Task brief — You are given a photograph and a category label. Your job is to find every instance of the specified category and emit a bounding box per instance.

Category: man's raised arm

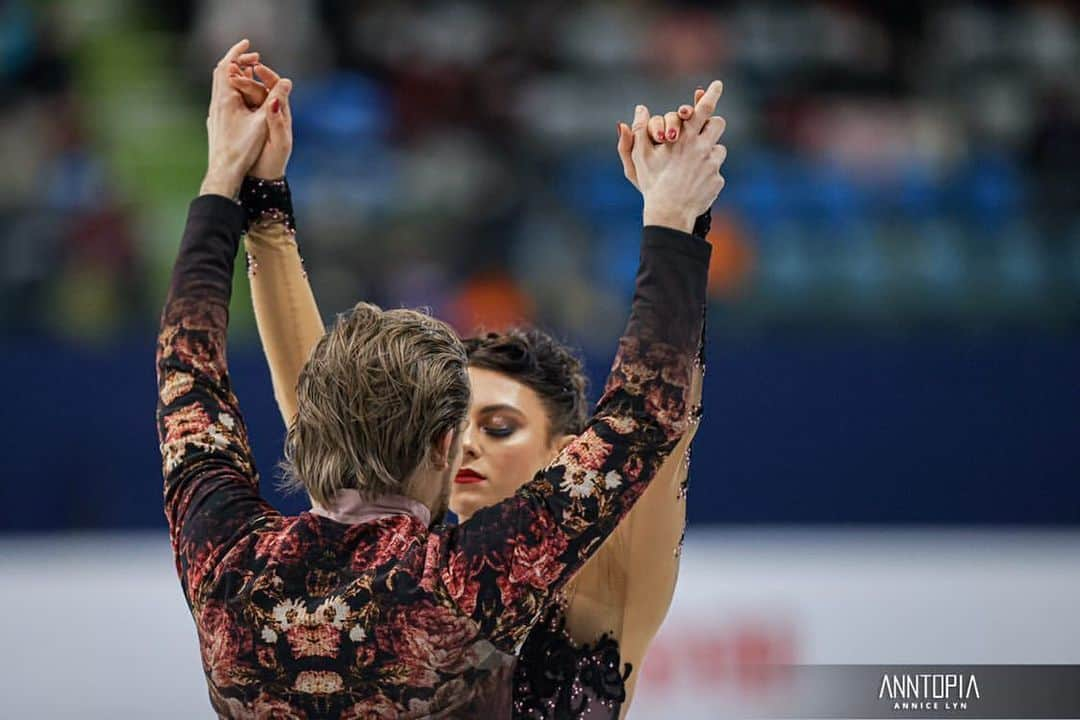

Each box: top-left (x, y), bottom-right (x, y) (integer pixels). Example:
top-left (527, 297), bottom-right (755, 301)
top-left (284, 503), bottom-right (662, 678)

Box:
top-left (156, 40), bottom-right (285, 604)
top-left (424, 82), bottom-right (727, 650)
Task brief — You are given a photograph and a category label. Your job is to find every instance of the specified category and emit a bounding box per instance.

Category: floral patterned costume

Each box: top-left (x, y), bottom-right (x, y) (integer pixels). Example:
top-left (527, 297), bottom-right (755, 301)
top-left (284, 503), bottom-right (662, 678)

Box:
top-left (157, 189), bottom-right (710, 718)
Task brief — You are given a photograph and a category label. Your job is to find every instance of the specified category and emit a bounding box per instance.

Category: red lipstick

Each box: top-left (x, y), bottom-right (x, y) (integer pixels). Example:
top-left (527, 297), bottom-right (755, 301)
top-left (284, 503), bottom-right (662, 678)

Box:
top-left (454, 468), bottom-right (486, 485)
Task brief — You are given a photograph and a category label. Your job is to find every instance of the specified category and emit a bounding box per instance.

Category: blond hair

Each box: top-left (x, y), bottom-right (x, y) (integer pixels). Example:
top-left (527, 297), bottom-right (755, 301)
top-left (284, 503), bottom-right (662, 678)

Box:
top-left (281, 302), bottom-right (469, 507)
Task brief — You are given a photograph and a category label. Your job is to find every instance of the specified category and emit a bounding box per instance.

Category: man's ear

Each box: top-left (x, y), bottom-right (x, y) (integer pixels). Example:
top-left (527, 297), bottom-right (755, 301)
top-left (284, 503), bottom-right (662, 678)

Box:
top-left (430, 427), bottom-right (456, 470)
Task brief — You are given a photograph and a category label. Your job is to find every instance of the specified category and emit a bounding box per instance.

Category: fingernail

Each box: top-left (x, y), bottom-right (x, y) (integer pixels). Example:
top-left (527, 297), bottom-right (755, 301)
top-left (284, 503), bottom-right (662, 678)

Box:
top-left (656, 132), bottom-right (665, 142)
top-left (271, 98), bottom-right (280, 113)
top-left (667, 128), bottom-right (677, 140)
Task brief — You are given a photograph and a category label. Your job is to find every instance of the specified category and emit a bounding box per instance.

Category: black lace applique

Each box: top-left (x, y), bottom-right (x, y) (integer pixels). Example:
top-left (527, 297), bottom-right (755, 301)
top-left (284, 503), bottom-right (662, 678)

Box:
top-left (512, 600), bottom-right (631, 719)
top-left (239, 176), bottom-right (295, 232)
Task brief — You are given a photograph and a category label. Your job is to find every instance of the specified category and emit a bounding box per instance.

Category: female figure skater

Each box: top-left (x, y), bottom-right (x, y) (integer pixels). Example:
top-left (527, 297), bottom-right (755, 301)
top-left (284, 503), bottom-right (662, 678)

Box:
top-left (230, 62), bottom-right (723, 718)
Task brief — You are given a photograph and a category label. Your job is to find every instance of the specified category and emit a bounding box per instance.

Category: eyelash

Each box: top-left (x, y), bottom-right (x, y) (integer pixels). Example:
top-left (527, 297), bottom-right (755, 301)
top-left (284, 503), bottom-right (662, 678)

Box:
top-left (484, 426), bottom-right (514, 438)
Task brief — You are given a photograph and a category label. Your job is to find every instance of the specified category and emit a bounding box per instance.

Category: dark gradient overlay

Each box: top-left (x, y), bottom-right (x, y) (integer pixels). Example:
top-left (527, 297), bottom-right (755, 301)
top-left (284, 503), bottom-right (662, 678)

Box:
top-left (732, 665), bottom-right (1080, 719)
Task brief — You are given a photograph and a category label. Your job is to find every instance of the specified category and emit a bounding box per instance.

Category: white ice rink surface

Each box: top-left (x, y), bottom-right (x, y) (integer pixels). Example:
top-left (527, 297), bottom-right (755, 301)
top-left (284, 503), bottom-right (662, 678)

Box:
top-left (1, 529), bottom-right (1078, 718)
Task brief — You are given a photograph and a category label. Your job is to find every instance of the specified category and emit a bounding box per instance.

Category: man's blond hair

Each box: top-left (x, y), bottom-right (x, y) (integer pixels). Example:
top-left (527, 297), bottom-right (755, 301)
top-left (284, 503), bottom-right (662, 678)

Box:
top-left (282, 302), bottom-right (469, 507)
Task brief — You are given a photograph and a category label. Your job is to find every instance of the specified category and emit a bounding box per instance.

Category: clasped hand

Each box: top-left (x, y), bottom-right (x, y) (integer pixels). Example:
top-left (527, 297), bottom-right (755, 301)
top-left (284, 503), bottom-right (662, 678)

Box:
top-left (618, 81), bottom-right (727, 233)
top-left (199, 39), bottom-right (294, 199)
top-left (200, 41), bottom-right (725, 234)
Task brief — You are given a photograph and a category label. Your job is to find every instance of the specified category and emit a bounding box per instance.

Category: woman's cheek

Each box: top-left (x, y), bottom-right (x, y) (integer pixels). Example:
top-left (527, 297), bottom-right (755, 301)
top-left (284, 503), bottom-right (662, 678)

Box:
top-left (506, 452), bottom-right (545, 496)
top-left (449, 485), bottom-right (490, 519)
top-left (487, 470), bottom-right (522, 504)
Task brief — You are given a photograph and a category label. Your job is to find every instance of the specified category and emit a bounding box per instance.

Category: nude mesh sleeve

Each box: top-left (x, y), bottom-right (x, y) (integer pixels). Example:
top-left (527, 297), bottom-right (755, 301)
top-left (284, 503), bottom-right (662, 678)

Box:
top-left (244, 221), bottom-right (325, 426)
top-left (561, 361), bottom-right (703, 717)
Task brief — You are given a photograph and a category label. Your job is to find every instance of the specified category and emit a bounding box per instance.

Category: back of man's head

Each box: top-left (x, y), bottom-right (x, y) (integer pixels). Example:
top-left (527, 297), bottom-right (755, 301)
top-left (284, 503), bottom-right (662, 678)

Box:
top-left (282, 302), bottom-right (470, 508)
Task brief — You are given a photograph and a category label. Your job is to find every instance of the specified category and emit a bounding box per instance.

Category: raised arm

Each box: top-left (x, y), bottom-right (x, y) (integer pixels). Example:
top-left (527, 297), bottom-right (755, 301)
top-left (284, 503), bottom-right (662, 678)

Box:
top-left (227, 61), bottom-right (325, 427)
top-left (562, 92), bottom-right (716, 710)
top-left (424, 84), bottom-right (727, 650)
top-left (242, 177), bottom-right (325, 425)
top-left (157, 40), bottom-right (281, 604)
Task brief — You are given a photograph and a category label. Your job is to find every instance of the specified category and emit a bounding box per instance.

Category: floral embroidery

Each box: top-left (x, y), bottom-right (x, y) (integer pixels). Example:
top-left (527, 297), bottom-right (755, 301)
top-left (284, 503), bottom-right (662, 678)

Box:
top-left (566, 432), bottom-right (613, 470)
top-left (561, 468), bottom-right (599, 498)
top-left (294, 669), bottom-right (345, 694)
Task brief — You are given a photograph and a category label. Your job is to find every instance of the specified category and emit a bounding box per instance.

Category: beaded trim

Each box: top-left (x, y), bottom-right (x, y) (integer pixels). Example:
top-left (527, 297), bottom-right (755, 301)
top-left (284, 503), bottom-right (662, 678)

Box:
top-left (239, 176), bottom-right (296, 233)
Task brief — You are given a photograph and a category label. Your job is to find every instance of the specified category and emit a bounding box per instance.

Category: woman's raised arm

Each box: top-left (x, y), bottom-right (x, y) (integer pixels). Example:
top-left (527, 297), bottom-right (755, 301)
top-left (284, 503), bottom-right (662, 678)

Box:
top-left (229, 63), bottom-right (326, 427)
top-left (243, 180), bottom-right (325, 426)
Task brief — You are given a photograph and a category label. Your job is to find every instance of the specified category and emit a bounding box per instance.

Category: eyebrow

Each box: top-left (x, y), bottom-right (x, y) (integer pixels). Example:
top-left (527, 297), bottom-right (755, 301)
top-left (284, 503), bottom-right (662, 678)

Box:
top-left (476, 403), bottom-right (525, 416)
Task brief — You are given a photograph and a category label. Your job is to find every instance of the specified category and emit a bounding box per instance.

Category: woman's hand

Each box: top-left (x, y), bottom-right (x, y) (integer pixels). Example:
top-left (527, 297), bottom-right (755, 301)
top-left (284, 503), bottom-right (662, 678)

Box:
top-left (227, 61), bottom-right (294, 180)
top-left (618, 80), bottom-right (727, 233)
top-left (200, 40), bottom-right (273, 199)
top-left (647, 88), bottom-right (704, 146)
top-left (617, 87), bottom-right (706, 191)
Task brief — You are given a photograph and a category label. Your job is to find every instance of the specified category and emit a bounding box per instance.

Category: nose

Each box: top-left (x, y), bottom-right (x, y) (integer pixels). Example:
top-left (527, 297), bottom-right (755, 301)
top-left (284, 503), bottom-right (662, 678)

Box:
top-left (460, 420), bottom-right (480, 460)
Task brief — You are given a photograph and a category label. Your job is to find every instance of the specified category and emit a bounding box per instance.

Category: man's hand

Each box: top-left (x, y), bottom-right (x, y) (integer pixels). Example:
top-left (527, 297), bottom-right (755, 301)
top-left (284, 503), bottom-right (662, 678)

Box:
top-left (227, 61), bottom-right (294, 180)
top-left (617, 87), bottom-right (707, 191)
top-left (617, 80), bottom-right (727, 232)
top-left (200, 39), bottom-right (272, 199)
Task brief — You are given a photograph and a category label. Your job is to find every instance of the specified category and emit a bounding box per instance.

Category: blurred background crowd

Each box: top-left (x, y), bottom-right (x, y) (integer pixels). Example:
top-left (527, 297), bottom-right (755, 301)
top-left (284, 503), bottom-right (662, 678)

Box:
top-left (1, 0), bottom-right (1078, 530)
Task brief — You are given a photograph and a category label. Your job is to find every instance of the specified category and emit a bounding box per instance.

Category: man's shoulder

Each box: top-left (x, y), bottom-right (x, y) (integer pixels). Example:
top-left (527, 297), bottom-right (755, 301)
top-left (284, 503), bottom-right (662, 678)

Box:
top-left (231, 513), bottom-right (431, 574)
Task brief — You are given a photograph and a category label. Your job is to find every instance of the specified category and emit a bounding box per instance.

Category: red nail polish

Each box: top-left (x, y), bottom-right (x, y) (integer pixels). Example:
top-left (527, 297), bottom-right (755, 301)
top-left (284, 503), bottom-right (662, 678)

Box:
top-left (271, 99), bottom-right (280, 113)
top-left (667, 128), bottom-right (677, 140)
top-left (656, 132), bottom-right (665, 141)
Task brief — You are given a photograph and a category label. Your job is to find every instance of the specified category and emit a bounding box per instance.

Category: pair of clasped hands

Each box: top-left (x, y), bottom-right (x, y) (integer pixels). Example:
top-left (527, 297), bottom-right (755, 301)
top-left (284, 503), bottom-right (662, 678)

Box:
top-left (200, 40), bottom-right (727, 234)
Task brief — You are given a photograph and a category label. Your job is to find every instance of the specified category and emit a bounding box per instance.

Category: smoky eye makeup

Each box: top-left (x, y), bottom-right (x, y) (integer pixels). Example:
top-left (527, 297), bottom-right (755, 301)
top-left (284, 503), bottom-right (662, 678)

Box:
top-left (483, 415), bottom-right (516, 436)
top-left (480, 409), bottom-right (524, 438)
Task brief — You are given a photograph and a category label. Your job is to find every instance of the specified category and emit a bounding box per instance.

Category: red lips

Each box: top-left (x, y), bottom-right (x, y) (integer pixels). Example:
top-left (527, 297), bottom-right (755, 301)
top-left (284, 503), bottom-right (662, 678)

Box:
top-left (454, 468), bottom-right (486, 485)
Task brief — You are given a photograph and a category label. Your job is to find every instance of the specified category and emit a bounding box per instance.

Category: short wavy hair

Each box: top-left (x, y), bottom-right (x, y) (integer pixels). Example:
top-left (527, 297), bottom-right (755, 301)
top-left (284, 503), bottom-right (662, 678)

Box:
top-left (464, 328), bottom-right (588, 438)
top-left (282, 302), bottom-right (470, 507)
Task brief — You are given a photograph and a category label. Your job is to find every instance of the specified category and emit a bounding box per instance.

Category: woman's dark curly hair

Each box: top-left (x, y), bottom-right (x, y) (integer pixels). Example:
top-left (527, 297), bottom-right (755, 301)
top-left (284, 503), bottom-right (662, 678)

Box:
top-left (463, 328), bottom-right (589, 438)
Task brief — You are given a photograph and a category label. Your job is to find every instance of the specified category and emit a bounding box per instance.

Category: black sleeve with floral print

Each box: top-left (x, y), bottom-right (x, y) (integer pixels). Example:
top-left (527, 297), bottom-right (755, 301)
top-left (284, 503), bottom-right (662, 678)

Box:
top-left (422, 222), bottom-right (711, 654)
top-left (157, 194), bottom-right (281, 605)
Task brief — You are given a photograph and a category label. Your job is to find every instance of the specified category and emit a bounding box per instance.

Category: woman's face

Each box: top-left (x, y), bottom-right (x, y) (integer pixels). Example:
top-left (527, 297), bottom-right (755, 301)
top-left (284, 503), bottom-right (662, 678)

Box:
top-left (450, 367), bottom-right (575, 520)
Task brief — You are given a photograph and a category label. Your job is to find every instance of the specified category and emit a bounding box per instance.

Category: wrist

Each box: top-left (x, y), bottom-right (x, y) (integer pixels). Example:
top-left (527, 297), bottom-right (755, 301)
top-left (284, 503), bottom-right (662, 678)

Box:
top-left (249, 166), bottom-right (287, 181)
top-left (642, 205), bottom-right (696, 234)
top-left (200, 166), bottom-right (242, 200)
